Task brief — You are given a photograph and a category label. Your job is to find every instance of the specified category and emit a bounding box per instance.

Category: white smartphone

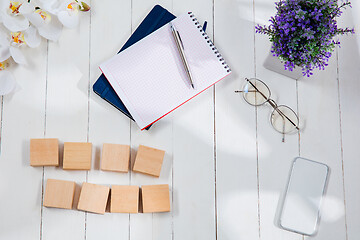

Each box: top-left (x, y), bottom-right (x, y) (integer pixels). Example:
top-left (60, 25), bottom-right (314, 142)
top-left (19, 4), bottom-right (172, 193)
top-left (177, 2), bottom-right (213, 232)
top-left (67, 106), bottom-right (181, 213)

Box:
top-left (279, 157), bottom-right (329, 236)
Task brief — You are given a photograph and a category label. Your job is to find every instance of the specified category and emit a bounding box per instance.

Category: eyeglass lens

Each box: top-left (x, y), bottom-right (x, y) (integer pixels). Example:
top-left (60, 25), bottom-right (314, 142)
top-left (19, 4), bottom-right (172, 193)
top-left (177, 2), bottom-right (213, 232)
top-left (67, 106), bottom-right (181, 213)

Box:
top-left (242, 78), bottom-right (271, 106)
top-left (271, 105), bottom-right (299, 134)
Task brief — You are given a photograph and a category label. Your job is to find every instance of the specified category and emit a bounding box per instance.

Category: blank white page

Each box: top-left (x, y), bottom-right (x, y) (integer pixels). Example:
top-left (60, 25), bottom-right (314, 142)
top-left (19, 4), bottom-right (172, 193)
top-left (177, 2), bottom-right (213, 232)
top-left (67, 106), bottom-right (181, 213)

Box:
top-left (100, 13), bottom-right (231, 129)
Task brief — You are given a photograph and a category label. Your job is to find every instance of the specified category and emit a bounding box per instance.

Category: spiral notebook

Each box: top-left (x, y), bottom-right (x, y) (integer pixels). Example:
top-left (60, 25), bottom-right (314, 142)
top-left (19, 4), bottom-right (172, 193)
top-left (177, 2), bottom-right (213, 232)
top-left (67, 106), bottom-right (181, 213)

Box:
top-left (100, 12), bottom-right (231, 130)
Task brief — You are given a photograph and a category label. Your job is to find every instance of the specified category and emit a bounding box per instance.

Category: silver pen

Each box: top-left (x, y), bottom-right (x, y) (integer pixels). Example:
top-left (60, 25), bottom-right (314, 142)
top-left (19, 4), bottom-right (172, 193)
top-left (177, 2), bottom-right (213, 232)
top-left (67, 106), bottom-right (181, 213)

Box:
top-left (170, 22), bottom-right (195, 89)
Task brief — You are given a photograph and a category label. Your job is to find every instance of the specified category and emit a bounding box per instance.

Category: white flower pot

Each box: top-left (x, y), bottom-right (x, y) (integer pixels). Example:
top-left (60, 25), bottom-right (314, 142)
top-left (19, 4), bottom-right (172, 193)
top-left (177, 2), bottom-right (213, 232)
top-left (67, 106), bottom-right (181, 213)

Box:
top-left (263, 50), bottom-right (303, 80)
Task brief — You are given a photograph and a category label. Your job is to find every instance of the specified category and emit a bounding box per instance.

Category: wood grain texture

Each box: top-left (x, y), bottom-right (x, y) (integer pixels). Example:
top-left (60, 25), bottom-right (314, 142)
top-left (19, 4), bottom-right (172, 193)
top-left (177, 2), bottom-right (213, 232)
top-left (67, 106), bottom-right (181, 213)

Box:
top-left (299, 41), bottom-right (346, 240)
top-left (43, 179), bottom-right (76, 209)
top-left (77, 182), bottom-right (110, 214)
top-left (30, 138), bottom-right (59, 166)
top-left (85, 0), bottom-right (132, 239)
top-left (63, 142), bottom-right (92, 170)
top-left (254, 1), bottom-right (302, 240)
top-left (110, 185), bottom-right (139, 213)
top-left (0, 35), bottom-right (47, 240)
top-left (141, 184), bottom-right (170, 213)
top-left (133, 145), bottom-right (165, 177)
top-left (337, 5), bottom-right (360, 240)
top-left (172, 0), bottom-right (217, 239)
top-left (41, 8), bottom-right (90, 240)
top-left (101, 143), bottom-right (130, 172)
top-left (214, 0), bottom-right (260, 239)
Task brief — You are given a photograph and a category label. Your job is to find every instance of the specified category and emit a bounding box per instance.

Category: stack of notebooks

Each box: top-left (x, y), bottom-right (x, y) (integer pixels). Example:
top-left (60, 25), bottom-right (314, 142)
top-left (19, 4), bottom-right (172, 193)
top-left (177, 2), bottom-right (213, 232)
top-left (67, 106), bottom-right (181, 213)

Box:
top-left (94, 5), bottom-right (231, 130)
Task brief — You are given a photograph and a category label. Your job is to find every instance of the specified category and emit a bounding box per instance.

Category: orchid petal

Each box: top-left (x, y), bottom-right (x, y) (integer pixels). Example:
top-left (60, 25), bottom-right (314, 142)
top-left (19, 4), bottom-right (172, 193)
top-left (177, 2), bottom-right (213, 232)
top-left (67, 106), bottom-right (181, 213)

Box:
top-left (58, 0), bottom-right (73, 10)
top-left (39, 0), bottom-right (58, 4)
top-left (0, 47), bottom-right (10, 62)
top-left (57, 10), bottom-right (79, 28)
top-left (10, 46), bottom-right (27, 65)
top-left (39, 0), bottom-right (61, 14)
top-left (0, 31), bottom-right (9, 47)
top-left (38, 17), bottom-right (63, 41)
top-left (0, 1), bottom-right (7, 14)
top-left (26, 12), bottom-right (46, 28)
top-left (0, 70), bottom-right (16, 96)
top-left (24, 26), bottom-right (41, 48)
top-left (19, 2), bottom-right (35, 15)
top-left (3, 14), bottom-right (29, 32)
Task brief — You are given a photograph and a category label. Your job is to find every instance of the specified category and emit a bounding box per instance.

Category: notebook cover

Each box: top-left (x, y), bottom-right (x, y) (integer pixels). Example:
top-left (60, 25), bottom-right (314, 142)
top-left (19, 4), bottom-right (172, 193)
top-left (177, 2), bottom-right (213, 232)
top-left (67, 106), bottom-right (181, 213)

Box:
top-left (93, 5), bottom-right (176, 125)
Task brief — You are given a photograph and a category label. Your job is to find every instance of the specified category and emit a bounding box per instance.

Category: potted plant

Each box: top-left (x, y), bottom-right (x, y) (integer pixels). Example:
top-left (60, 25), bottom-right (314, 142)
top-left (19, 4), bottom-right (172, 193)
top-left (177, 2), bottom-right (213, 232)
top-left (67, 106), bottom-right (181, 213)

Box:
top-left (256, 0), bottom-right (355, 78)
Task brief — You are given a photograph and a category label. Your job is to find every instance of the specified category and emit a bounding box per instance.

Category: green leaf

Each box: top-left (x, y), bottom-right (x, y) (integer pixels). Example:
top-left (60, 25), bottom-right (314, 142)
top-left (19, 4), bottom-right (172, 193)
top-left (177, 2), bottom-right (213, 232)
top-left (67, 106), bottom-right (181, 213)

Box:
top-left (78, 2), bottom-right (90, 11)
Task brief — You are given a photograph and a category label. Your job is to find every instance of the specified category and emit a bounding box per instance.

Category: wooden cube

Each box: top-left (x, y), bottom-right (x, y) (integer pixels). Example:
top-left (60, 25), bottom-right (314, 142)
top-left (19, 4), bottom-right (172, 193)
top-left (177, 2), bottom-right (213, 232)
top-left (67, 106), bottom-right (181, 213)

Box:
top-left (133, 145), bottom-right (165, 177)
top-left (43, 179), bottom-right (76, 209)
top-left (30, 138), bottom-right (59, 166)
top-left (101, 143), bottom-right (130, 172)
top-left (141, 184), bottom-right (170, 213)
top-left (110, 185), bottom-right (139, 213)
top-left (77, 182), bottom-right (110, 214)
top-left (63, 142), bottom-right (92, 170)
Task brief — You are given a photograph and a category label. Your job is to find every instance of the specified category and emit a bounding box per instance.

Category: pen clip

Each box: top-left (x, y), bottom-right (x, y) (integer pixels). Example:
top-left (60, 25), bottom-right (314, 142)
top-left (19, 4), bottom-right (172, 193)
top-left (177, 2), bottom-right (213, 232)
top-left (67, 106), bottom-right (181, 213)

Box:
top-left (203, 21), bottom-right (207, 32)
top-left (176, 31), bottom-right (184, 49)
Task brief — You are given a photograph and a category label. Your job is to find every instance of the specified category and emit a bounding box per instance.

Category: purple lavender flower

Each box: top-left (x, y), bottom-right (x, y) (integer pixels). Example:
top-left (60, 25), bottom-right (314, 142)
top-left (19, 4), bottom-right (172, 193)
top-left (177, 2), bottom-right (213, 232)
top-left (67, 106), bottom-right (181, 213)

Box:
top-left (255, 0), bottom-right (354, 77)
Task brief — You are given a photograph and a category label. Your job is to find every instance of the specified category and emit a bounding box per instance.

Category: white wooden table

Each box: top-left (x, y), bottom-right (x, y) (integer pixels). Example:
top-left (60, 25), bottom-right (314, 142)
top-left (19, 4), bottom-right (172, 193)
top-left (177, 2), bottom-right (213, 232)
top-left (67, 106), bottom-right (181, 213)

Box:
top-left (1, 0), bottom-right (359, 239)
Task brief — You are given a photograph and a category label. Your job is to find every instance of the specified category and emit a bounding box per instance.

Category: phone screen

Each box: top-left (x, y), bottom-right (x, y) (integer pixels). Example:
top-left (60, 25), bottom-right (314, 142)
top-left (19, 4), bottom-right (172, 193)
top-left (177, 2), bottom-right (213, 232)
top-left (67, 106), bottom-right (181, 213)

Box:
top-left (279, 157), bottom-right (329, 236)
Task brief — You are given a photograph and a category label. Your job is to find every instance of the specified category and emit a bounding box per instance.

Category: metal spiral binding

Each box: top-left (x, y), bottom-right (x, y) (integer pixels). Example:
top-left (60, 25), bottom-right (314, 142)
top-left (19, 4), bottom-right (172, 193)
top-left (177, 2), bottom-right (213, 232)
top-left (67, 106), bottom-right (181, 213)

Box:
top-left (187, 12), bottom-right (231, 73)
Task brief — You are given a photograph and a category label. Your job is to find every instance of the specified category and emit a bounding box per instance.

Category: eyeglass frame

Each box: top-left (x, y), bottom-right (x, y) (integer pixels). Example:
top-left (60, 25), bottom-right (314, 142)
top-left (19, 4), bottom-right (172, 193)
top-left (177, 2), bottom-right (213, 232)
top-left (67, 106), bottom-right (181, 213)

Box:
top-left (235, 78), bottom-right (299, 142)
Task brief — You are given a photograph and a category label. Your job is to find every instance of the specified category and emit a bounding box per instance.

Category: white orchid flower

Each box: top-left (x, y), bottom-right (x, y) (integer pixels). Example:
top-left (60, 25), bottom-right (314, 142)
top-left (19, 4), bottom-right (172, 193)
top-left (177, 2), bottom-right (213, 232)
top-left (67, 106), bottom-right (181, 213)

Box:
top-left (0, 30), bottom-right (27, 65)
top-left (36, 0), bottom-right (90, 29)
top-left (0, 0), bottom-right (30, 32)
top-left (0, 60), bottom-right (16, 95)
top-left (57, 0), bottom-right (90, 28)
top-left (21, 2), bottom-right (63, 41)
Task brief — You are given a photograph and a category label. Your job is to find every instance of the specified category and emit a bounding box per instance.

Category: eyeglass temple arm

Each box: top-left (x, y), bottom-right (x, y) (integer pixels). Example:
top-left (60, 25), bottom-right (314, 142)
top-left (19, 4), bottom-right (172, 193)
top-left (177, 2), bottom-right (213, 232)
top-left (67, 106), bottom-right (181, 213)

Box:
top-left (245, 78), bottom-right (299, 131)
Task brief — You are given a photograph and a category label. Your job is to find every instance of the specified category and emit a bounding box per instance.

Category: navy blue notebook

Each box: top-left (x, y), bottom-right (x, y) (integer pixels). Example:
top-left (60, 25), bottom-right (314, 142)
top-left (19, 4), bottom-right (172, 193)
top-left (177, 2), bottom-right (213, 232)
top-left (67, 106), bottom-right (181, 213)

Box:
top-left (93, 5), bottom-right (176, 125)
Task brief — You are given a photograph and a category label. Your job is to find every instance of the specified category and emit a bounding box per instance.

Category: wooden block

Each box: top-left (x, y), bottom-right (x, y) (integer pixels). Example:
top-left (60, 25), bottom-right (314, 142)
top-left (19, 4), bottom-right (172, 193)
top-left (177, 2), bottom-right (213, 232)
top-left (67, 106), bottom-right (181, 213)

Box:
top-left (77, 182), bottom-right (110, 214)
top-left (141, 184), bottom-right (170, 213)
top-left (110, 185), bottom-right (139, 213)
top-left (63, 142), bottom-right (92, 170)
top-left (133, 145), bottom-right (165, 177)
top-left (30, 138), bottom-right (59, 166)
top-left (101, 143), bottom-right (130, 172)
top-left (43, 179), bottom-right (76, 209)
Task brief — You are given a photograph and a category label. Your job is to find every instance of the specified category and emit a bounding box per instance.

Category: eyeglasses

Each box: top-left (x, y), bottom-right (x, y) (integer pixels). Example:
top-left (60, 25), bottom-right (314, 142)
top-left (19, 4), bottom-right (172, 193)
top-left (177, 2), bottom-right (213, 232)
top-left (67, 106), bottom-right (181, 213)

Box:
top-left (235, 78), bottom-right (299, 142)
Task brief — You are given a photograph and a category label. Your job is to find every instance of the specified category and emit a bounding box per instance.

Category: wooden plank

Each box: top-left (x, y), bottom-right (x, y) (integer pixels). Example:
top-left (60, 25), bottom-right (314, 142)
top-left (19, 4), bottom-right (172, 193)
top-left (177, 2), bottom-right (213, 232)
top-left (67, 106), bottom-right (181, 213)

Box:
top-left (214, 0), bottom-right (260, 239)
top-left (253, 1), bottom-right (302, 240)
top-left (338, 5), bottom-right (360, 240)
top-left (0, 40), bottom-right (47, 240)
top-left (298, 39), bottom-right (346, 240)
top-left (171, 0), bottom-right (216, 239)
top-left (41, 10), bottom-right (91, 240)
top-left (129, 1), bottom-right (173, 240)
top-left (86, 0), bottom-right (131, 239)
